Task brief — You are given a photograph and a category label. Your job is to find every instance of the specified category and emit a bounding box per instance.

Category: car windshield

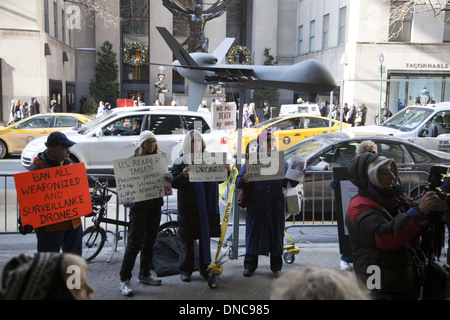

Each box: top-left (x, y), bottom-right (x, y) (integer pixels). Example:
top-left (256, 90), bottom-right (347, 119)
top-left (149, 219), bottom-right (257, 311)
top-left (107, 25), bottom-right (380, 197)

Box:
top-left (76, 112), bottom-right (118, 134)
top-left (383, 107), bottom-right (434, 131)
top-left (252, 117), bottom-right (283, 128)
top-left (284, 136), bottom-right (333, 161)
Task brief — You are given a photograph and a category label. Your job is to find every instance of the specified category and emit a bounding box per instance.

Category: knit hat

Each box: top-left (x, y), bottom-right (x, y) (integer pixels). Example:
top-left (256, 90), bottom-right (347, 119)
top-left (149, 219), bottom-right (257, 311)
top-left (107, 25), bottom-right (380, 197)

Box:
top-left (0, 252), bottom-right (76, 300)
top-left (367, 155), bottom-right (396, 188)
top-left (139, 130), bottom-right (156, 146)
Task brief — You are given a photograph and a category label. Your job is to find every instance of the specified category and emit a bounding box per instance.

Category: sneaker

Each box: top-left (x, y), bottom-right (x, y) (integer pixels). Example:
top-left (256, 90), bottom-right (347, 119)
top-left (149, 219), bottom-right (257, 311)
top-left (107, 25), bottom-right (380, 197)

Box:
top-left (340, 260), bottom-right (351, 271)
top-left (119, 280), bottom-right (134, 296)
top-left (138, 275), bottom-right (162, 286)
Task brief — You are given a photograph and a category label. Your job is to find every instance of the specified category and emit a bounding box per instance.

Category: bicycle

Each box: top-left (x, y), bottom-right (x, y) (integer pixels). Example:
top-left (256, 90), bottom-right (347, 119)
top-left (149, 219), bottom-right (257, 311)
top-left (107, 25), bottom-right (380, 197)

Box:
top-left (82, 176), bottom-right (178, 262)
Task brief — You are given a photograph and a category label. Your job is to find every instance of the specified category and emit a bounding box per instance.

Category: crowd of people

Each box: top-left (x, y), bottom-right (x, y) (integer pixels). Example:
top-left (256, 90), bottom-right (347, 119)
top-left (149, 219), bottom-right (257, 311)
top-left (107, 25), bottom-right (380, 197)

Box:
top-left (7, 98), bottom-right (41, 126)
top-left (0, 98), bottom-right (447, 301)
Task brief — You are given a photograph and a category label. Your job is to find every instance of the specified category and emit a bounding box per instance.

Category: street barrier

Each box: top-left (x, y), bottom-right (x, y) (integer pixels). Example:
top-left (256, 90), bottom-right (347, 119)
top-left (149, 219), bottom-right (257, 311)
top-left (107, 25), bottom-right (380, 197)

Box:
top-left (0, 170), bottom-right (429, 235)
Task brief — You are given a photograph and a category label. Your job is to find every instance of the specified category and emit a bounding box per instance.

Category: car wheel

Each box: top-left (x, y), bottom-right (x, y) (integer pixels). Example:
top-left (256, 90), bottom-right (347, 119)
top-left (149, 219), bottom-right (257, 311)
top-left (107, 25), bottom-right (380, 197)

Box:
top-left (0, 140), bottom-right (7, 159)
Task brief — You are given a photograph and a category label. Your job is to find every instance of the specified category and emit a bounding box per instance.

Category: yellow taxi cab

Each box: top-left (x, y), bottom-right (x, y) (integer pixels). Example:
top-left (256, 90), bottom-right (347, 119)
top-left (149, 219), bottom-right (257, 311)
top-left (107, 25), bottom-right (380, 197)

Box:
top-left (227, 115), bottom-right (350, 154)
top-left (0, 113), bottom-right (93, 158)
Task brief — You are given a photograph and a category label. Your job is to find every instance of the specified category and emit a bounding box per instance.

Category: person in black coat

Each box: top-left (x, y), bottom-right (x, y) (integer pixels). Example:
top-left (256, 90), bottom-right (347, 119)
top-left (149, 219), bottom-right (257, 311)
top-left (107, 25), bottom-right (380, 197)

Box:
top-left (345, 153), bottom-right (446, 299)
top-left (170, 130), bottom-right (223, 282)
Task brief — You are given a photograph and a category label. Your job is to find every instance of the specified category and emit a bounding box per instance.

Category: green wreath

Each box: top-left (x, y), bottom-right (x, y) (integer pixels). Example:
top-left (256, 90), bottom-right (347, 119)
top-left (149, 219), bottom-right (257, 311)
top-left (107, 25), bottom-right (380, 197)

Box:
top-left (227, 45), bottom-right (251, 65)
top-left (123, 42), bottom-right (148, 66)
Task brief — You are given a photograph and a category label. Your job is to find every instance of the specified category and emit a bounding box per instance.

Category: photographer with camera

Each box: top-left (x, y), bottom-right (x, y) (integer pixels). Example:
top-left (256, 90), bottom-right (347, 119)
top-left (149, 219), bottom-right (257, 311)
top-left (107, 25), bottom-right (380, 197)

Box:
top-left (345, 153), bottom-right (447, 299)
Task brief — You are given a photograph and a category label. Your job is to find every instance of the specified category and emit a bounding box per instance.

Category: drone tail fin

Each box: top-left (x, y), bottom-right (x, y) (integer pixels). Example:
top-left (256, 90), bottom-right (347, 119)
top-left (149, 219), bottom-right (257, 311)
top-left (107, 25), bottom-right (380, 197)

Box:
top-left (156, 26), bottom-right (199, 67)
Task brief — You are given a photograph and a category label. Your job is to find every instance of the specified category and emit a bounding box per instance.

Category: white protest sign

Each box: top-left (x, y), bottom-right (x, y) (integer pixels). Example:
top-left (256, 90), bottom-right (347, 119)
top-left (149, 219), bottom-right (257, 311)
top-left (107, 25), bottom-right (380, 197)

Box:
top-left (212, 102), bottom-right (237, 130)
top-left (245, 152), bottom-right (285, 181)
top-left (285, 155), bottom-right (306, 181)
top-left (188, 152), bottom-right (228, 182)
top-left (113, 154), bottom-right (171, 204)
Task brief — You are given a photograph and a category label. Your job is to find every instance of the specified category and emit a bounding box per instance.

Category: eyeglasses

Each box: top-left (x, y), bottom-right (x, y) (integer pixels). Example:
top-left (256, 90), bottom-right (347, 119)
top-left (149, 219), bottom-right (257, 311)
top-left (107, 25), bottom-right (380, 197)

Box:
top-left (144, 140), bottom-right (157, 144)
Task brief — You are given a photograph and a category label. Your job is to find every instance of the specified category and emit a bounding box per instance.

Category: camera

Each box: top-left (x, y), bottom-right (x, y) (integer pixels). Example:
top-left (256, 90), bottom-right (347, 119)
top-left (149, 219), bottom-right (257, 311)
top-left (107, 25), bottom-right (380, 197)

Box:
top-left (426, 165), bottom-right (450, 204)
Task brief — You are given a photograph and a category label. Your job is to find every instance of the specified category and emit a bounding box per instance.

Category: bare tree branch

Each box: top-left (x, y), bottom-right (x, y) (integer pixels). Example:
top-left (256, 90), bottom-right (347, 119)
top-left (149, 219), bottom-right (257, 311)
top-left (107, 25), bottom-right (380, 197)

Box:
top-left (63, 0), bottom-right (122, 29)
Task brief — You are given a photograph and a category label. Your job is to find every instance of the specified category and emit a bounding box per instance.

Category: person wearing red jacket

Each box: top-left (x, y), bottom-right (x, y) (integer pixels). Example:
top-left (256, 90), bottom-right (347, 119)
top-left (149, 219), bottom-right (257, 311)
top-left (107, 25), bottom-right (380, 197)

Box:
top-left (345, 153), bottom-right (446, 299)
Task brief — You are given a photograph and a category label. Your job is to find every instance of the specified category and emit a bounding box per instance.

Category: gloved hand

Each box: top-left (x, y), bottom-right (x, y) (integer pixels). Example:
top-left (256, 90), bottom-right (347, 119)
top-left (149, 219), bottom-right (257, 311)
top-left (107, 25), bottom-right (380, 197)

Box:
top-left (164, 172), bottom-right (174, 183)
top-left (123, 200), bottom-right (135, 208)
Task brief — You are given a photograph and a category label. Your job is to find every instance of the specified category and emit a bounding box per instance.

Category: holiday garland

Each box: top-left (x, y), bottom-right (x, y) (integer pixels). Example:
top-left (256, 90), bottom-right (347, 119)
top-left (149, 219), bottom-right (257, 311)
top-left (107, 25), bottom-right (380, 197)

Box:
top-left (227, 45), bottom-right (251, 65)
top-left (123, 42), bottom-right (149, 66)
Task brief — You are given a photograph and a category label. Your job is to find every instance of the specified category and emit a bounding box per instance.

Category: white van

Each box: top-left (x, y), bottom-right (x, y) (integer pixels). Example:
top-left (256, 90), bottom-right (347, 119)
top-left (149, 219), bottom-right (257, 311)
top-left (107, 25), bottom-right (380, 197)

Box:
top-left (344, 102), bottom-right (450, 153)
top-left (279, 103), bottom-right (321, 117)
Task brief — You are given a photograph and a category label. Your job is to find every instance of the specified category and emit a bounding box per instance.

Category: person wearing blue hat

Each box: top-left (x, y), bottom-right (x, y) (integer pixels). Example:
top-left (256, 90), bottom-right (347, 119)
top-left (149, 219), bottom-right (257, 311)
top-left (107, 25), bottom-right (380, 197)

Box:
top-left (29, 132), bottom-right (82, 255)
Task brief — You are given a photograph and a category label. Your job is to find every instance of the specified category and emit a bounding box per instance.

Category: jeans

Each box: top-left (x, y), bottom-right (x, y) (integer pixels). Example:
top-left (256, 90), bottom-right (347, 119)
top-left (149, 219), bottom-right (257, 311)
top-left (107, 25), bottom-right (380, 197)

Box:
top-left (119, 207), bottom-right (161, 281)
top-left (36, 225), bottom-right (83, 255)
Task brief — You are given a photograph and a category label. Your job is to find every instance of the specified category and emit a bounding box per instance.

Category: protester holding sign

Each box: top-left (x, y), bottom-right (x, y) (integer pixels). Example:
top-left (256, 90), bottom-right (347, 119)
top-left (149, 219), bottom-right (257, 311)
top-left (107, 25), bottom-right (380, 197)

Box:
top-left (170, 130), bottom-right (224, 283)
top-left (119, 131), bottom-right (173, 296)
top-left (236, 130), bottom-right (298, 277)
top-left (29, 132), bottom-right (83, 255)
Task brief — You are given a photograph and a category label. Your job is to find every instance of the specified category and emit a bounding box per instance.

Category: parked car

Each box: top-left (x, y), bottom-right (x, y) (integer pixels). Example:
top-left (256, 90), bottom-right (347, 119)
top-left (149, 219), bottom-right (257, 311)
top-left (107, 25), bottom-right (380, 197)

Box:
top-left (0, 113), bottom-right (93, 159)
top-left (283, 131), bottom-right (450, 219)
top-left (227, 115), bottom-right (350, 154)
top-left (21, 106), bottom-right (228, 172)
top-left (344, 102), bottom-right (450, 153)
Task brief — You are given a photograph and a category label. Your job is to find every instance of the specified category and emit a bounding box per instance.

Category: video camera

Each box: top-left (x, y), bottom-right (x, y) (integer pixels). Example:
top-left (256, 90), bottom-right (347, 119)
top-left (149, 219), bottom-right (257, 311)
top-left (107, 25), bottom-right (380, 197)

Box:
top-left (426, 165), bottom-right (450, 204)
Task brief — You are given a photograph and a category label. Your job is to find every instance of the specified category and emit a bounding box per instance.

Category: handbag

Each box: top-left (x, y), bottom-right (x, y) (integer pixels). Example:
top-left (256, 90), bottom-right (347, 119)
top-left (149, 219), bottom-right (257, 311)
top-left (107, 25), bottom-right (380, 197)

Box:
top-left (284, 181), bottom-right (300, 216)
top-left (237, 186), bottom-right (251, 208)
top-left (208, 213), bottom-right (221, 238)
top-left (421, 261), bottom-right (450, 300)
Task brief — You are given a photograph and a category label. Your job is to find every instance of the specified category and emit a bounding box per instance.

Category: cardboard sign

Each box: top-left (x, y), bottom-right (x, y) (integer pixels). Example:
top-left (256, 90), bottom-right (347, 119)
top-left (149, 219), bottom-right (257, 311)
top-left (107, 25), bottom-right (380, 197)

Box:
top-left (14, 163), bottom-right (92, 229)
top-left (212, 102), bottom-right (237, 130)
top-left (113, 154), bottom-right (171, 204)
top-left (188, 152), bottom-right (228, 182)
top-left (332, 167), bottom-right (356, 256)
top-left (245, 152), bottom-right (285, 181)
top-left (285, 155), bottom-right (306, 181)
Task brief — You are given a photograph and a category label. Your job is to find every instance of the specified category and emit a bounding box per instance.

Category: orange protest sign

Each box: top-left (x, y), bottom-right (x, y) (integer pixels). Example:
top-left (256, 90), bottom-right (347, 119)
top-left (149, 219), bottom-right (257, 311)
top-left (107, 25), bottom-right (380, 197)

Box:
top-left (14, 163), bottom-right (92, 229)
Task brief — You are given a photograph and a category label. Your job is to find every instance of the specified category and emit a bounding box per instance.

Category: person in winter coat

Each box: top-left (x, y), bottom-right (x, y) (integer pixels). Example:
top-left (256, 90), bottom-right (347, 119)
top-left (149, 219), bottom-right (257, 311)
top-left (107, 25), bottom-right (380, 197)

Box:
top-left (346, 104), bottom-right (357, 126)
top-left (170, 130), bottom-right (223, 282)
top-left (119, 130), bottom-right (173, 296)
top-left (236, 130), bottom-right (298, 277)
top-left (345, 153), bottom-right (446, 299)
top-left (30, 132), bottom-right (82, 255)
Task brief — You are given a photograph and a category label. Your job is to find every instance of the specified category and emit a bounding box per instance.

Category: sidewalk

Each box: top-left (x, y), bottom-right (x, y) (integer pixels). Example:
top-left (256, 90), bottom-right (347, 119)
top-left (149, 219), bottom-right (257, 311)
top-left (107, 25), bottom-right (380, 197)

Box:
top-left (0, 229), bottom-right (343, 301)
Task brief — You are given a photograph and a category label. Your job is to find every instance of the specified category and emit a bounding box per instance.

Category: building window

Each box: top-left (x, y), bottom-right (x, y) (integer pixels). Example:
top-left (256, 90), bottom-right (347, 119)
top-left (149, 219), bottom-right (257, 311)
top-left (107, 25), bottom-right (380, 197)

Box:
top-left (298, 25), bottom-right (303, 54)
top-left (309, 20), bottom-right (315, 52)
top-left (44, 0), bottom-right (49, 33)
top-left (53, 1), bottom-right (58, 40)
top-left (61, 9), bottom-right (66, 44)
top-left (389, 0), bottom-right (413, 42)
top-left (444, 9), bottom-right (450, 43)
top-left (388, 73), bottom-right (450, 113)
top-left (338, 7), bottom-right (347, 45)
top-left (121, 0), bottom-right (150, 82)
top-left (322, 14), bottom-right (329, 49)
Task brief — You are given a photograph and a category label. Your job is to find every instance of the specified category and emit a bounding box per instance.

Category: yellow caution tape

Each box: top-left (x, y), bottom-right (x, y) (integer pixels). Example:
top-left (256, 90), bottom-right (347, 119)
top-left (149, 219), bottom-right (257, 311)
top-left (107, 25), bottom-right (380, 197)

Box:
top-left (208, 166), bottom-right (239, 274)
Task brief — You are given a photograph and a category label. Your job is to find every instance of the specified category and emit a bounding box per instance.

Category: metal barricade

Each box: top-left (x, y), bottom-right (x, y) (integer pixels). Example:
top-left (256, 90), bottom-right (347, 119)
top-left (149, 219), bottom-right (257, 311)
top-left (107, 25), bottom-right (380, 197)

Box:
top-left (0, 169), bottom-right (432, 235)
top-left (286, 170), bottom-right (429, 230)
top-left (0, 173), bottom-right (125, 235)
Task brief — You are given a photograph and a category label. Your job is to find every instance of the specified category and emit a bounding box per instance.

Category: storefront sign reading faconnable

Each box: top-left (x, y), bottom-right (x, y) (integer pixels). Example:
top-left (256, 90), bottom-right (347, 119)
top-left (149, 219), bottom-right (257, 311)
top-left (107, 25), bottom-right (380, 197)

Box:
top-left (406, 63), bottom-right (449, 69)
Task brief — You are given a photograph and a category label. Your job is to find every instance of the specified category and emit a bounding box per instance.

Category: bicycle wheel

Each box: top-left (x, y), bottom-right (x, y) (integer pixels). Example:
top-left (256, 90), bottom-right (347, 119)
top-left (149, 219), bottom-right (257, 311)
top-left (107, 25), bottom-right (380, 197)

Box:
top-left (159, 221), bottom-right (178, 236)
top-left (82, 226), bottom-right (106, 262)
